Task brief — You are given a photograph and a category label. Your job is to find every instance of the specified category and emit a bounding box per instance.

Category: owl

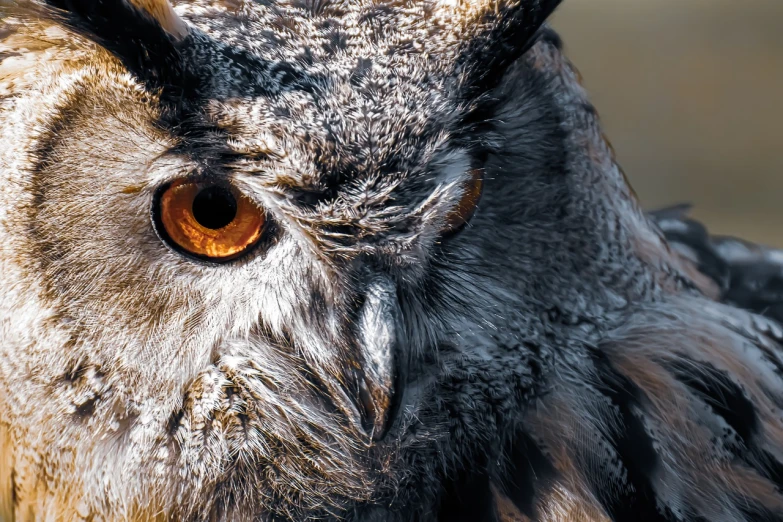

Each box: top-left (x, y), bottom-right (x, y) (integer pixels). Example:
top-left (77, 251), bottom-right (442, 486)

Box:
top-left (1, 0), bottom-right (782, 521)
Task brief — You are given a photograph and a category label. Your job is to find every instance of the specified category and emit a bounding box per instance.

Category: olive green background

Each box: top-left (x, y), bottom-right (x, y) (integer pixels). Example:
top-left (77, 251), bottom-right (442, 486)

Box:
top-left (553, 0), bottom-right (783, 246)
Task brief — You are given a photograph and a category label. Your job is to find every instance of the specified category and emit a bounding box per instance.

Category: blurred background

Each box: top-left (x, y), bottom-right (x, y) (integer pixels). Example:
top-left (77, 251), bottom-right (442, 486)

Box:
top-left (552, 0), bottom-right (783, 246)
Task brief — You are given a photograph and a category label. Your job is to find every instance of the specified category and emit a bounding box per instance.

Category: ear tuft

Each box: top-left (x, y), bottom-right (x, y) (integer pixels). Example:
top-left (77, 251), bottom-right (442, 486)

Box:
top-left (47, 0), bottom-right (189, 40)
top-left (439, 0), bottom-right (563, 98)
top-left (41, 0), bottom-right (192, 93)
top-left (126, 0), bottom-right (189, 40)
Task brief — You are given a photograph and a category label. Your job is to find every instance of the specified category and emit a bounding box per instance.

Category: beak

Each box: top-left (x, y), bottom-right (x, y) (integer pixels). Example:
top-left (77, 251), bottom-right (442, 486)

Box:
top-left (355, 276), bottom-right (401, 441)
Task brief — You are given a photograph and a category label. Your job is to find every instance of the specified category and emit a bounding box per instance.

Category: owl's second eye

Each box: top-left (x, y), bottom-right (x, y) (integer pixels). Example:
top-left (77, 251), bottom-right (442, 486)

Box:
top-left (442, 169), bottom-right (484, 236)
top-left (155, 180), bottom-right (266, 262)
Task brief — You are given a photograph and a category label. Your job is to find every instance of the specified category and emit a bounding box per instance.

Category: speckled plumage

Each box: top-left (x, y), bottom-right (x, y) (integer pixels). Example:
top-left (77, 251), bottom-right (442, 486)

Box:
top-left (0, 1), bottom-right (782, 521)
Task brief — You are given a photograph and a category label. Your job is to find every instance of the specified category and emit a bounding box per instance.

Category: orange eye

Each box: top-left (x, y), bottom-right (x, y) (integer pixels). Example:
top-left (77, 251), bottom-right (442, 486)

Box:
top-left (157, 180), bottom-right (265, 261)
top-left (442, 169), bottom-right (484, 235)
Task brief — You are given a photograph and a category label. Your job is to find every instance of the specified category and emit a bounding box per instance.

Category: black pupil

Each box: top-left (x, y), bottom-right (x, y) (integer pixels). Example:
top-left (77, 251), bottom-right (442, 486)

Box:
top-left (192, 186), bottom-right (238, 230)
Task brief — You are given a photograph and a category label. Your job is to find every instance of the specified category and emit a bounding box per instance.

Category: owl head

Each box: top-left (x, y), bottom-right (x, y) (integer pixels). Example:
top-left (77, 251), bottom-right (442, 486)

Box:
top-left (0, 0), bottom-right (669, 520)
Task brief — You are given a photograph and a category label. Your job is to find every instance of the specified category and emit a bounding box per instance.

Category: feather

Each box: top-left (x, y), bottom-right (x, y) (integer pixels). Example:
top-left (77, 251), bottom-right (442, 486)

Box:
top-left (125, 0), bottom-right (189, 40)
top-left (488, 31), bottom-right (783, 522)
top-left (495, 298), bottom-right (783, 521)
top-left (31, 0), bottom-right (193, 95)
top-left (441, 0), bottom-right (564, 98)
top-left (650, 205), bottom-right (783, 322)
top-left (0, 424), bottom-right (12, 522)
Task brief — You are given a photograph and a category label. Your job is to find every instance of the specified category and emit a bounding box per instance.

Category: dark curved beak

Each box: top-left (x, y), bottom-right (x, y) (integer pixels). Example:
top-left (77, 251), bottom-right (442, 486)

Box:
top-left (355, 276), bottom-right (402, 441)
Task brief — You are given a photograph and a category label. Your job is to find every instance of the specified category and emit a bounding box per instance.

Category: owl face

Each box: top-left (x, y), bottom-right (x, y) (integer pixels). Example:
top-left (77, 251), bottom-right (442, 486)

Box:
top-left (0, 0), bottom-right (568, 519)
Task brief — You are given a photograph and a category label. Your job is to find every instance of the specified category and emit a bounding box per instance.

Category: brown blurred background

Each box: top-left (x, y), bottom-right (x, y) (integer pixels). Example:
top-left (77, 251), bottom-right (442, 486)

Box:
top-left (552, 0), bottom-right (783, 246)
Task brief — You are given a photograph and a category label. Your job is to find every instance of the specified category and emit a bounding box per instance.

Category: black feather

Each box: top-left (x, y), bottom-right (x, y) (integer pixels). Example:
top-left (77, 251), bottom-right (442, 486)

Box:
top-left (41, 0), bottom-right (196, 96)
top-left (494, 429), bottom-right (557, 519)
top-left (436, 468), bottom-right (498, 522)
top-left (667, 358), bottom-right (759, 445)
top-left (456, 0), bottom-right (563, 99)
top-left (650, 205), bottom-right (783, 323)
top-left (649, 205), bottom-right (730, 293)
top-left (586, 350), bottom-right (671, 522)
